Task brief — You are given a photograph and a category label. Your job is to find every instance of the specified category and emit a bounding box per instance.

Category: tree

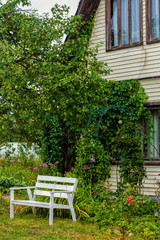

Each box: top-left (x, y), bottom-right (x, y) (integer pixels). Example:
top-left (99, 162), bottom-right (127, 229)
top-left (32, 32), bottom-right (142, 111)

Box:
top-left (0, 0), bottom-right (110, 170)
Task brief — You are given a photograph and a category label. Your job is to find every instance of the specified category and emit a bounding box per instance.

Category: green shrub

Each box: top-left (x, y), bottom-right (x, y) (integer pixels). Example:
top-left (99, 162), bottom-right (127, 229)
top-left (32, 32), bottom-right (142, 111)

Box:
top-left (92, 185), bottom-right (157, 229)
top-left (0, 177), bottom-right (26, 193)
top-left (74, 133), bottom-right (111, 186)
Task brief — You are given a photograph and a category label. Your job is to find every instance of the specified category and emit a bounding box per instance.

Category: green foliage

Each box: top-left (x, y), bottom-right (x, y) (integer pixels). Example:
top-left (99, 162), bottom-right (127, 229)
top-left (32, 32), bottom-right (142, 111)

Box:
top-left (111, 122), bottom-right (146, 191)
top-left (40, 113), bottom-right (63, 168)
top-left (92, 185), bottom-right (159, 238)
top-left (0, 1), bottom-right (152, 191)
top-left (0, 0), bottom-right (110, 170)
top-left (74, 132), bottom-right (111, 186)
top-left (0, 155), bottom-right (61, 187)
top-left (86, 79), bottom-right (151, 190)
top-left (1, 156), bottom-right (160, 239)
top-left (0, 176), bottom-right (25, 193)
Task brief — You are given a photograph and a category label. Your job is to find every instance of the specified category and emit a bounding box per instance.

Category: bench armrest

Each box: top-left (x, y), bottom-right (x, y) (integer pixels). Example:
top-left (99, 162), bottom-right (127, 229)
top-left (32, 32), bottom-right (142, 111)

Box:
top-left (10, 186), bottom-right (35, 190)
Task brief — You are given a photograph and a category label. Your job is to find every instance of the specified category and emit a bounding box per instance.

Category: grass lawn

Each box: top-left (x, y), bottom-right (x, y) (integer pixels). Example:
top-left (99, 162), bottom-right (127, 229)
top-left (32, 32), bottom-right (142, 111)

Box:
top-left (0, 214), bottom-right (125, 240)
top-left (0, 197), bottom-right (136, 240)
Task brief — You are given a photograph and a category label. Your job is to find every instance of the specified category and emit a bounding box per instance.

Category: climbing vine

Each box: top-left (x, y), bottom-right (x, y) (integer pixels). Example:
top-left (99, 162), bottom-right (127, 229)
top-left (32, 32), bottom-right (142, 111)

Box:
top-left (75, 80), bottom-right (152, 190)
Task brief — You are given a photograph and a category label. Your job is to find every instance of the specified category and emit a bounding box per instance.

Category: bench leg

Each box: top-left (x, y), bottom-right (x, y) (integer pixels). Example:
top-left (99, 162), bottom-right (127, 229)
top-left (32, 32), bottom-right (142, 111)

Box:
top-left (10, 202), bottom-right (14, 219)
top-left (67, 194), bottom-right (76, 221)
top-left (70, 207), bottom-right (76, 222)
top-left (32, 207), bottom-right (36, 215)
top-left (10, 190), bottom-right (14, 219)
top-left (49, 207), bottom-right (54, 225)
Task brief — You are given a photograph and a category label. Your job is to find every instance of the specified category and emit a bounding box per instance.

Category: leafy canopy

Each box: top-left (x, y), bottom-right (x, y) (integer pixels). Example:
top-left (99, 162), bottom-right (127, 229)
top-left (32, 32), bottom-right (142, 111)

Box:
top-left (0, 0), bottom-right (110, 168)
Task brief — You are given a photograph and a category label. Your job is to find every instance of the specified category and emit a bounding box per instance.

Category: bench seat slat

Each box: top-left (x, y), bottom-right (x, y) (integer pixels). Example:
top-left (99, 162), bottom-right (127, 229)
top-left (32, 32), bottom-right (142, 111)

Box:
top-left (36, 182), bottom-right (74, 191)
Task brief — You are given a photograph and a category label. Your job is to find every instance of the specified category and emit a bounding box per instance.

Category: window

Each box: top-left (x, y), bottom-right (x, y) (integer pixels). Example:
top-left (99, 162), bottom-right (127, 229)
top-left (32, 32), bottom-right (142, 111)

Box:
top-left (143, 105), bottom-right (160, 158)
top-left (106, 0), bottom-right (143, 51)
top-left (146, 0), bottom-right (160, 43)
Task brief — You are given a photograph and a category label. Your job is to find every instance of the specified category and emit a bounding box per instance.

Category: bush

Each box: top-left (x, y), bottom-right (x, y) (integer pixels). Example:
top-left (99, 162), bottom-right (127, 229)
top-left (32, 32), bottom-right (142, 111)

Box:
top-left (74, 133), bottom-right (111, 186)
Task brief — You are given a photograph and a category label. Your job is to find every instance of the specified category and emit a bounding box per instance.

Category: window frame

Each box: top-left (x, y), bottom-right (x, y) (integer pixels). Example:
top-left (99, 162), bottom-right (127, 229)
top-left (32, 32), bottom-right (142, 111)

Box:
top-left (146, 0), bottom-right (160, 44)
top-left (105, 0), bottom-right (143, 51)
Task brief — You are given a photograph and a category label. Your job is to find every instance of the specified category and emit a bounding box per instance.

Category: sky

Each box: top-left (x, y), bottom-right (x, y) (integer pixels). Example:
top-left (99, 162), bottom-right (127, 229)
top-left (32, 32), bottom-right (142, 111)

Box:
top-left (1, 0), bottom-right (80, 16)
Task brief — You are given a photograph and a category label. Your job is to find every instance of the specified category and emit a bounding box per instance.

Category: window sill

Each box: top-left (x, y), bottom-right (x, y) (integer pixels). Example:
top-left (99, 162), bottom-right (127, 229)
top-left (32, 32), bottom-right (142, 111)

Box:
top-left (146, 39), bottom-right (160, 44)
top-left (106, 42), bottom-right (143, 52)
top-left (112, 158), bottom-right (160, 166)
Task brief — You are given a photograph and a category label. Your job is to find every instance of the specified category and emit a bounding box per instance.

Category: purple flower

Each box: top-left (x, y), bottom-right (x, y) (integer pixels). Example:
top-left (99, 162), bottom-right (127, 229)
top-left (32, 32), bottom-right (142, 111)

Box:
top-left (86, 167), bottom-right (91, 170)
top-left (80, 134), bottom-right (84, 137)
top-left (82, 164), bottom-right (86, 168)
top-left (90, 156), bottom-right (96, 162)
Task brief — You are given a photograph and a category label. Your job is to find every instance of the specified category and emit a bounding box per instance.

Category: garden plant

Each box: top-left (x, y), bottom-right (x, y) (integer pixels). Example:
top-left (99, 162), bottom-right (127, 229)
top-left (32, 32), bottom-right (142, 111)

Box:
top-left (0, 0), bottom-right (160, 239)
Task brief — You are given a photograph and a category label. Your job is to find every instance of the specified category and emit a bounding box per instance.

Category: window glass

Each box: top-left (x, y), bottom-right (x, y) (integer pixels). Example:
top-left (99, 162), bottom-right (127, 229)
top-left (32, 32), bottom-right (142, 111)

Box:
top-left (131, 0), bottom-right (140, 43)
top-left (111, 0), bottom-right (118, 46)
top-left (121, 0), bottom-right (129, 45)
top-left (151, 0), bottom-right (159, 39)
top-left (149, 110), bottom-right (160, 158)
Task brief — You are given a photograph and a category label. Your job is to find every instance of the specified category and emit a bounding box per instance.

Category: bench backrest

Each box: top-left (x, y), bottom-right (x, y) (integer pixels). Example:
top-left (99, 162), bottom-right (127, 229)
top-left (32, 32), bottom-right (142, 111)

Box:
top-left (34, 175), bottom-right (78, 200)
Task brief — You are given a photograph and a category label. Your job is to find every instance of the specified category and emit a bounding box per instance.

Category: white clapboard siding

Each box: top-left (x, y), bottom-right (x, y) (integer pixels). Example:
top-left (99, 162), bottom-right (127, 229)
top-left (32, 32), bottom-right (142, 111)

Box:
top-left (108, 165), bottom-right (160, 196)
top-left (90, 0), bottom-right (160, 101)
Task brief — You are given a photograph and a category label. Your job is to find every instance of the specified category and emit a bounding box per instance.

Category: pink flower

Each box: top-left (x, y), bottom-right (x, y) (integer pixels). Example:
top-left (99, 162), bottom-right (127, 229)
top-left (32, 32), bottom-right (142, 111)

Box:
top-left (55, 161), bottom-right (59, 164)
top-left (49, 163), bottom-right (54, 167)
top-left (121, 136), bottom-right (124, 139)
top-left (40, 162), bottom-right (48, 167)
top-left (28, 167), bottom-right (32, 170)
top-left (33, 167), bottom-right (38, 171)
top-left (18, 161), bottom-right (21, 163)
top-left (13, 160), bottom-right (16, 162)
top-left (0, 164), bottom-right (2, 166)
top-left (57, 172), bottom-right (60, 175)
top-left (5, 162), bottom-right (8, 164)
top-left (43, 163), bottom-right (48, 167)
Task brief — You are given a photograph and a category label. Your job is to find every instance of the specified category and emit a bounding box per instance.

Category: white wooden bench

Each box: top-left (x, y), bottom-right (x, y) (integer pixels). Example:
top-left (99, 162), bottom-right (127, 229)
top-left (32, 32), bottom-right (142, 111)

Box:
top-left (10, 175), bottom-right (78, 225)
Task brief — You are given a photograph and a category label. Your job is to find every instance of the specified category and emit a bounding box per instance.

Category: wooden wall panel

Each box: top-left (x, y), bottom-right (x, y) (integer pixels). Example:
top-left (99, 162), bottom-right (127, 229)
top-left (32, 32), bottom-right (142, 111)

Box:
top-left (108, 165), bottom-right (160, 195)
top-left (90, 0), bottom-right (160, 101)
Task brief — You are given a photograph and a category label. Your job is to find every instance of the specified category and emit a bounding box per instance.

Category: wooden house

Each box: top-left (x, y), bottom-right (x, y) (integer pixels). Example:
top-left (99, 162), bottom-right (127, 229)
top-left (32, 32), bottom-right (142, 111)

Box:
top-left (76, 0), bottom-right (160, 195)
